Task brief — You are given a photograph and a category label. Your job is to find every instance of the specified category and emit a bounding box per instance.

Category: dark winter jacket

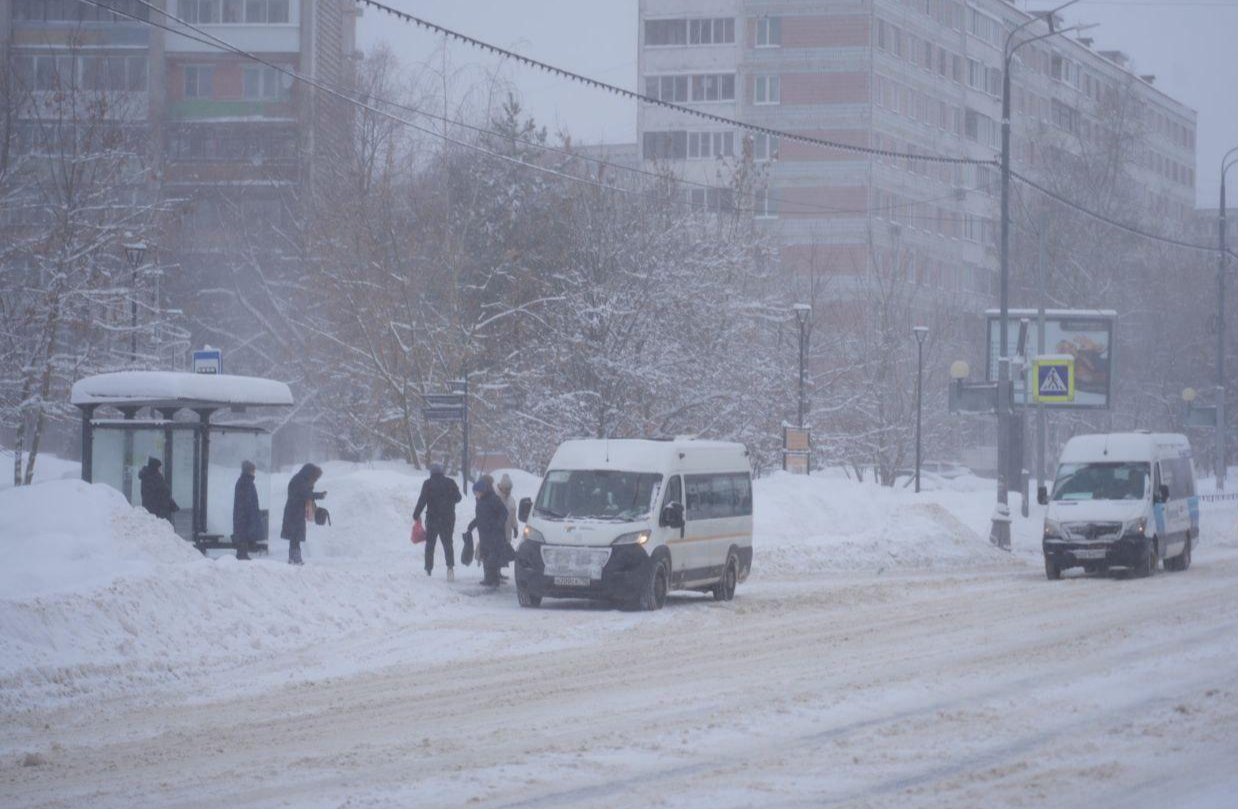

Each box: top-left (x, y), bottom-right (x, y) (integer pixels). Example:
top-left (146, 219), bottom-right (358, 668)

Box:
top-left (467, 490), bottom-right (510, 556)
top-left (233, 473), bottom-right (265, 543)
top-left (280, 464), bottom-right (324, 543)
top-left (413, 472), bottom-right (462, 529)
top-left (138, 458), bottom-right (177, 520)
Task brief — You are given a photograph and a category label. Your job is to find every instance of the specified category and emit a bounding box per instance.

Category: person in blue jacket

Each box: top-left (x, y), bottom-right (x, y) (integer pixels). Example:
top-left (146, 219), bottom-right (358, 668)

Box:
top-left (232, 460), bottom-right (264, 560)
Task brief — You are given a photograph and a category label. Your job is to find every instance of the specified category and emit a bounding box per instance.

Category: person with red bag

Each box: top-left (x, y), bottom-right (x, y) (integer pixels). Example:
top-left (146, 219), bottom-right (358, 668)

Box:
top-left (413, 462), bottom-right (462, 581)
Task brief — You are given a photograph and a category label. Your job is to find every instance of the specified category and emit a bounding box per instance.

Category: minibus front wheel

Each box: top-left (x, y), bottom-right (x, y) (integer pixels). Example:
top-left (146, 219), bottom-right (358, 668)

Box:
top-left (636, 557), bottom-right (669, 611)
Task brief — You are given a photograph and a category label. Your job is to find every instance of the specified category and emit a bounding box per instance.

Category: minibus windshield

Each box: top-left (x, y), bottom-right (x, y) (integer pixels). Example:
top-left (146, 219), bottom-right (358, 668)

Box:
top-left (534, 470), bottom-right (663, 522)
top-left (1052, 462), bottom-right (1150, 502)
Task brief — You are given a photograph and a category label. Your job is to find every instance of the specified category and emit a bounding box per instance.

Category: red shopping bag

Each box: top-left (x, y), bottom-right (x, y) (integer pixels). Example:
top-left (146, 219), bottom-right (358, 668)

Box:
top-left (411, 519), bottom-right (426, 545)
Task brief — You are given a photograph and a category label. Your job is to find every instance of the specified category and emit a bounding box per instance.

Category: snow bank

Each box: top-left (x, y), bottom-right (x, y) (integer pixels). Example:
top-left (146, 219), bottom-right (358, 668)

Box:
top-left (0, 463), bottom-right (545, 712)
top-left (0, 458), bottom-right (1019, 713)
top-left (754, 471), bottom-right (1015, 574)
top-left (0, 479), bottom-right (202, 599)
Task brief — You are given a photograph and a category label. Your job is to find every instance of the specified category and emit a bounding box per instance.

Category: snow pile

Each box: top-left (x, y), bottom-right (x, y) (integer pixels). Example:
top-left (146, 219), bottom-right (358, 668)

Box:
top-left (754, 471), bottom-right (1014, 573)
top-left (0, 464), bottom-right (544, 712)
top-left (0, 479), bottom-right (202, 599)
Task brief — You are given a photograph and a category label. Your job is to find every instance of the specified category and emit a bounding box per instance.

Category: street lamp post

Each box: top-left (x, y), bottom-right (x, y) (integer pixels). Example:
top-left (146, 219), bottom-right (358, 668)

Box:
top-left (913, 326), bottom-right (929, 493)
top-left (1216, 146), bottom-right (1238, 490)
top-left (995, 0), bottom-right (1091, 549)
top-left (793, 303), bottom-right (812, 430)
top-left (123, 239), bottom-right (148, 362)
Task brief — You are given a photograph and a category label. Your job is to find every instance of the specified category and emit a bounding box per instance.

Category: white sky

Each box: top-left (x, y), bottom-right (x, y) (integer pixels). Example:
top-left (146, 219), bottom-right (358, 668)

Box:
top-left (358, 0), bottom-right (1238, 208)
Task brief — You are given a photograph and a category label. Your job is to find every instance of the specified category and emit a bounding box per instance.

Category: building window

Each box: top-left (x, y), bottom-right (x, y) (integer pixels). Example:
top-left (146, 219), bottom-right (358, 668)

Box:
top-left (184, 65), bottom-right (215, 98)
top-left (688, 131), bottom-right (734, 159)
top-left (646, 74), bottom-right (735, 103)
top-left (642, 130), bottom-right (687, 160)
top-left (690, 18), bottom-right (734, 45)
top-left (183, 0), bottom-right (287, 24)
top-left (751, 133), bottom-right (779, 161)
top-left (168, 125), bottom-right (297, 162)
top-left (242, 65), bottom-right (286, 99)
top-left (13, 0), bottom-right (151, 21)
top-left (756, 16), bottom-right (782, 47)
top-left (645, 19), bottom-right (687, 46)
top-left (687, 187), bottom-right (734, 213)
top-left (753, 75), bottom-right (780, 105)
top-left (645, 18), bottom-right (733, 47)
top-left (754, 188), bottom-right (778, 219)
top-left (180, 0), bottom-right (220, 24)
top-left (691, 73), bottom-right (735, 102)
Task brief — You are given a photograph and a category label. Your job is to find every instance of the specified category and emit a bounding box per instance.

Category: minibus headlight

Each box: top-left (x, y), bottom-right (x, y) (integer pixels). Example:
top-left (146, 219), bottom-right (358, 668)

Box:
top-left (1043, 519), bottom-right (1064, 540)
top-left (523, 525), bottom-right (545, 543)
top-left (1121, 518), bottom-right (1146, 539)
top-left (612, 531), bottom-right (650, 546)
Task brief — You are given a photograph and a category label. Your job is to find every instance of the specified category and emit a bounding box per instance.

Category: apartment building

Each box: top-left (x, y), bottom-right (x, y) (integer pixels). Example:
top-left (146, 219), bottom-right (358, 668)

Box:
top-left (636, 0), bottom-right (1197, 307)
top-left (2, 0), bottom-right (358, 273)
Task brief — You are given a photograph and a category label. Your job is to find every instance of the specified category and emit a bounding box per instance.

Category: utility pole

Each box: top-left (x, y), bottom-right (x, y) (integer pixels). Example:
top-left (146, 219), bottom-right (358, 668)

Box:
top-left (913, 326), bottom-right (929, 493)
top-left (995, 0), bottom-right (1089, 549)
top-left (1217, 147), bottom-right (1238, 490)
top-left (455, 375), bottom-right (470, 493)
top-left (1036, 216), bottom-right (1048, 503)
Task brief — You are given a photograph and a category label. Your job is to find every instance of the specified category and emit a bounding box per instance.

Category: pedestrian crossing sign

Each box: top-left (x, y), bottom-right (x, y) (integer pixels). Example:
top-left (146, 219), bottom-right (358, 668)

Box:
top-left (1033, 358), bottom-right (1075, 404)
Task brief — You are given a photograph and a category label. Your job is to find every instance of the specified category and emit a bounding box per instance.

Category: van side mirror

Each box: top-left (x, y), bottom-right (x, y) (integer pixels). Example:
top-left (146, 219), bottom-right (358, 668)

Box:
top-left (660, 501), bottom-right (685, 529)
top-left (518, 497), bottom-right (532, 522)
top-left (1037, 486), bottom-right (1048, 506)
top-left (1155, 484), bottom-right (1170, 504)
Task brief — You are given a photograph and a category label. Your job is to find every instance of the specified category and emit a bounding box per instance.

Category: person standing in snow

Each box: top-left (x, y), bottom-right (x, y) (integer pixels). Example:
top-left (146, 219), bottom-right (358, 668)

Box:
top-left (412, 462), bottom-right (462, 581)
top-left (280, 463), bottom-right (325, 566)
top-left (138, 457), bottom-right (178, 525)
top-left (465, 477), bottom-right (509, 587)
top-left (232, 460), bottom-right (264, 561)
top-left (496, 474), bottom-right (520, 579)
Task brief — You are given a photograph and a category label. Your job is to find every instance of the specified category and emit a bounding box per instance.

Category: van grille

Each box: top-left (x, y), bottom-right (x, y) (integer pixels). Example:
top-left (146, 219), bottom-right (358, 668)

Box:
top-left (1062, 522), bottom-right (1123, 542)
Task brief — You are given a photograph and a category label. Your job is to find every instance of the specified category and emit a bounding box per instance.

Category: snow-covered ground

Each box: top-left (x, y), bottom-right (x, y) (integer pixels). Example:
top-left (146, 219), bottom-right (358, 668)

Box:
top-left (2, 459), bottom-right (1236, 808)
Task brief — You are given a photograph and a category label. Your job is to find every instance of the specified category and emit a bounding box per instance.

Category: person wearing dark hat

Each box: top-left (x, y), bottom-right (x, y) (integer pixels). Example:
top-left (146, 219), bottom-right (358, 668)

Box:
top-left (232, 460), bottom-right (263, 561)
top-left (138, 456), bottom-right (178, 525)
top-left (465, 477), bottom-right (509, 587)
top-left (280, 463), bottom-right (325, 566)
top-left (413, 462), bottom-right (463, 581)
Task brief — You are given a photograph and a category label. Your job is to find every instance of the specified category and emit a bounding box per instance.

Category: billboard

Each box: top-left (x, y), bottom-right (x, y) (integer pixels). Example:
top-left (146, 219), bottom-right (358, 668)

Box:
top-left (986, 310), bottom-right (1115, 409)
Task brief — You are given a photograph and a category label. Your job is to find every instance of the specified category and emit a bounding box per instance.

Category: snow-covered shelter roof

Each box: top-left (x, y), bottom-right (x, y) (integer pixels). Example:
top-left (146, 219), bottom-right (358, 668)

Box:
top-left (71, 371), bottom-right (293, 409)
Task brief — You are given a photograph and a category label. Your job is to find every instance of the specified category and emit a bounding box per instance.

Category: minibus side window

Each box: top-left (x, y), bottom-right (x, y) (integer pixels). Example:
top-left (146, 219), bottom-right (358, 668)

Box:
top-left (665, 475), bottom-right (682, 510)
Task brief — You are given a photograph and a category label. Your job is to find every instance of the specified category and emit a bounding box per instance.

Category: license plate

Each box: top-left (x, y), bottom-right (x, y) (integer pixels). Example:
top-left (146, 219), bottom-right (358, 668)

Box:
top-left (553, 577), bottom-right (591, 587)
top-left (1073, 549), bottom-right (1107, 559)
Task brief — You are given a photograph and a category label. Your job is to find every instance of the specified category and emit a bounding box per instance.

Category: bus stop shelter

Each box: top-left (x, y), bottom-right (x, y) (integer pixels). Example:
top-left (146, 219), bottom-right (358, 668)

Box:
top-left (72, 371), bottom-right (294, 553)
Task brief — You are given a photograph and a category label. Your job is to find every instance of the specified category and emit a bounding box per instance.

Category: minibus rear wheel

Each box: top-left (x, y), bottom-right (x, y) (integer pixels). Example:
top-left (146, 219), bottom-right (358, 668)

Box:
top-left (713, 553), bottom-right (738, 601)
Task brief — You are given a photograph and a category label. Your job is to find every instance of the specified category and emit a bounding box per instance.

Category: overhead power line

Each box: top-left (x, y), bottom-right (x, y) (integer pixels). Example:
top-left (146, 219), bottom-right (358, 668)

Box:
top-left (96, 0), bottom-right (991, 225)
top-left (1011, 169), bottom-right (1220, 254)
top-left (71, 0), bottom-right (1232, 258)
top-left (352, 0), bottom-right (994, 168)
top-left (350, 0), bottom-right (1227, 258)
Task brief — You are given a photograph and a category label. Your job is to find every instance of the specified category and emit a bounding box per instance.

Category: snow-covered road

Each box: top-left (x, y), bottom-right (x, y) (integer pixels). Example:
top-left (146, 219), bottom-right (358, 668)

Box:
top-left (4, 545), bottom-right (1237, 808)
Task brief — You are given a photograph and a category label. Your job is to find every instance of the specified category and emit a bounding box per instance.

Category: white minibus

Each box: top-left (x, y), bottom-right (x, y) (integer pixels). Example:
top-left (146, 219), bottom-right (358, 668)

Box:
top-left (515, 439), bottom-right (753, 610)
top-left (1038, 433), bottom-right (1199, 579)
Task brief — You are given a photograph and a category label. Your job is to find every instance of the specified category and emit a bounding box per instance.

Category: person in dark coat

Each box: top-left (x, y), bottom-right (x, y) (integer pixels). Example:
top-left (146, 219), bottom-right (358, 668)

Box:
top-left (465, 478), bottom-right (510, 587)
top-left (280, 463), bottom-right (325, 566)
top-left (232, 460), bottom-right (264, 561)
top-left (138, 457), bottom-right (178, 525)
top-left (413, 462), bottom-right (462, 580)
